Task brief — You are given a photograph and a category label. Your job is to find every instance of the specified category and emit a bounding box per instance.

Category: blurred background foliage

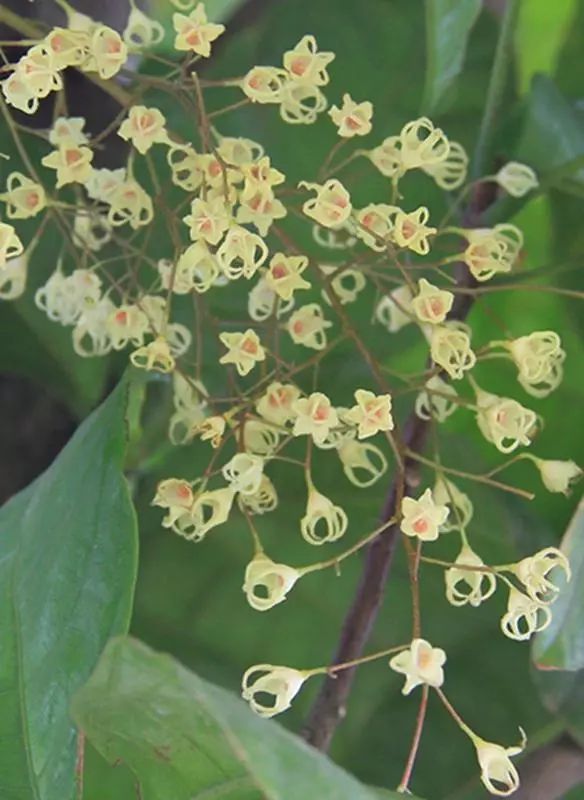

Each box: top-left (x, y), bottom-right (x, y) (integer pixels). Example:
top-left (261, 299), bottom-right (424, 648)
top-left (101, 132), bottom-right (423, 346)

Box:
top-left (0, 0), bottom-right (583, 798)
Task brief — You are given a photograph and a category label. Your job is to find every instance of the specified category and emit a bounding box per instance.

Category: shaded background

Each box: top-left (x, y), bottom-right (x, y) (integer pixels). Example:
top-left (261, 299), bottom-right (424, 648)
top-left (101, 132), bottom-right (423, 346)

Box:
top-left (0, 0), bottom-right (583, 798)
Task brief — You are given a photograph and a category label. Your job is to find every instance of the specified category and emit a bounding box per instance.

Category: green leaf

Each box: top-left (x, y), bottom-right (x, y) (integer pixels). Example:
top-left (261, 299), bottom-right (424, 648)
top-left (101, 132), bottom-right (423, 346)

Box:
top-left (72, 637), bottom-right (404, 800)
top-left (516, 0), bottom-right (579, 94)
top-left (0, 378), bottom-right (139, 800)
top-left (533, 499), bottom-right (584, 671)
top-left (516, 75), bottom-right (584, 196)
top-left (422, 0), bottom-right (482, 112)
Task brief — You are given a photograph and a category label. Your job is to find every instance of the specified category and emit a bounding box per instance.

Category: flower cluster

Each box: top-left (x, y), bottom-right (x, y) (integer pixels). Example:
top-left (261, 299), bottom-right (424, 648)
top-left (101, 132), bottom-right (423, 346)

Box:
top-left (0, 5), bottom-right (580, 796)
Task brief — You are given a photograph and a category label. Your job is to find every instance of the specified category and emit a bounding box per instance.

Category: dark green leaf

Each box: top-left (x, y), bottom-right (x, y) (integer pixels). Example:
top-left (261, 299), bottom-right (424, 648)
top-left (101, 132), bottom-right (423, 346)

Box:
top-left (516, 75), bottom-right (584, 196)
top-left (72, 636), bottom-right (404, 800)
top-left (0, 378), bottom-right (139, 800)
top-left (533, 499), bottom-right (584, 671)
top-left (422, 0), bottom-right (482, 112)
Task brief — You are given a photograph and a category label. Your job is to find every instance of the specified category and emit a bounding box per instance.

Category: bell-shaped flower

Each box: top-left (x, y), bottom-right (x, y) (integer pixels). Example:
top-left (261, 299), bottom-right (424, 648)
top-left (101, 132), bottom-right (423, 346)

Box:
top-left (507, 331), bottom-right (565, 398)
top-left (412, 278), bottom-right (454, 324)
top-left (354, 203), bottom-right (397, 251)
top-left (463, 224), bottom-right (523, 282)
top-left (130, 336), bottom-right (175, 373)
top-left (292, 391), bottom-right (339, 445)
top-left (287, 303), bottom-right (332, 350)
top-left (397, 117), bottom-right (450, 172)
top-left (242, 664), bottom-right (307, 718)
top-left (329, 93), bottom-right (373, 138)
top-left (185, 486), bottom-right (236, 541)
top-left (168, 374), bottom-right (208, 445)
top-left (368, 135), bottom-right (402, 178)
top-left (241, 419), bottom-right (281, 457)
top-left (422, 140), bottom-right (468, 190)
top-left (375, 285), bottom-right (414, 333)
top-left (118, 105), bottom-right (170, 154)
top-left (41, 145), bottom-right (94, 188)
top-left (512, 547), bottom-right (571, 605)
top-left (219, 329), bottom-right (266, 376)
top-left (35, 267), bottom-right (101, 325)
top-left (345, 389), bottom-right (394, 439)
top-left (433, 477), bottom-right (473, 532)
top-left (500, 587), bottom-right (552, 641)
top-left (389, 638), bottom-right (446, 695)
top-left (86, 25), bottom-right (128, 79)
top-left (239, 475), bottom-right (278, 515)
top-left (473, 730), bottom-right (526, 797)
top-left (0, 222), bottom-right (24, 268)
top-left (495, 161), bottom-right (538, 197)
top-left (430, 322), bottom-right (476, 379)
top-left (167, 144), bottom-right (203, 191)
top-left (415, 375), bottom-right (458, 422)
top-left (49, 116), bottom-right (88, 147)
top-left (532, 458), bottom-right (582, 495)
top-left (243, 552), bottom-right (300, 611)
top-left (191, 416), bottom-right (225, 449)
top-left (183, 196), bottom-right (231, 245)
top-left (301, 486), bottom-right (348, 545)
top-left (72, 296), bottom-right (115, 357)
top-left (106, 304), bottom-right (149, 349)
top-left (86, 166), bottom-right (126, 203)
top-left (173, 5), bottom-right (225, 57)
top-left (45, 27), bottom-right (90, 70)
top-left (152, 478), bottom-right (194, 528)
top-left (1, 172), bottom-right (47, 219)
top-left (216, 225), bottom-right (268, 279)
top-left (2, 70), bottom-right (39, 114)
top-left (236, 190), bottom-right (287, 236)
top-left (283, 35), bottom-right (334, 86)
top-left (247, 278), bottom-right (277, 321)
top-left (123, 6), bottom-right (165, 49)
top-left (241, 66), bottom-right (288, 104)
top-left (391, 206), bottom-right (436, 255)
top-left (256, 381), bottom-right (301, 426)
top-left (15, 44), bottom-right (62, 98)
top-left (337, 440), bottom-right (387, 487)
top-left (265, 253), bottom-right (310, 300)
top-left (475, 389), bottom-right (537, 454)
top-left (0, 253), bottom-right (27, 300)
top-left (300, 179), bottom-right (352, 228)
top-left (400, 487), bottom-right (449, 542)
top-left (320, 264), bottom-right (366, 306)
top-left (106, 179), bottom-right (154, 229)
top-left (180, 241), bottom-right (221, 294)
top-left (445, 543), bottom-right (496, 607)
top-left (222, 453), bottom-right (264, 496)
top-left (281, 80), bottom-right (327, 124)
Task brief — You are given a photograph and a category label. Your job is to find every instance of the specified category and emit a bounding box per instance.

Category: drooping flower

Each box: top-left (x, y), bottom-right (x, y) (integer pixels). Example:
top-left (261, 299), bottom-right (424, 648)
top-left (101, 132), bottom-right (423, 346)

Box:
top-left (243, 553), bottom-right (300, 611)
top-left (242, 664), bottom-right (307, 717)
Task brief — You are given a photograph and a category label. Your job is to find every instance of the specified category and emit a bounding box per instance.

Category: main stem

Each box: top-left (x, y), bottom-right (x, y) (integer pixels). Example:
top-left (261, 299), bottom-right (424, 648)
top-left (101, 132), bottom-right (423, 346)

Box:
top-left (302, 3), bottom-right (518, 752)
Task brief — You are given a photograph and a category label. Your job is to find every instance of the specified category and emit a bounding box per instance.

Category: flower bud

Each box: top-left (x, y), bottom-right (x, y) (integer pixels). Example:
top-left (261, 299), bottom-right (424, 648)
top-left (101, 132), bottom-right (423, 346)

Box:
top-left (495, 161), bottom-right (538, 197)
top-left (243, 553), bottom-right (300, 611)
top-left (242, 664), bottom-right (306, 717)
top-left (389, 638), bottom-right (446, 694)
top-left (533, 458), bottom-right (582, 495)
